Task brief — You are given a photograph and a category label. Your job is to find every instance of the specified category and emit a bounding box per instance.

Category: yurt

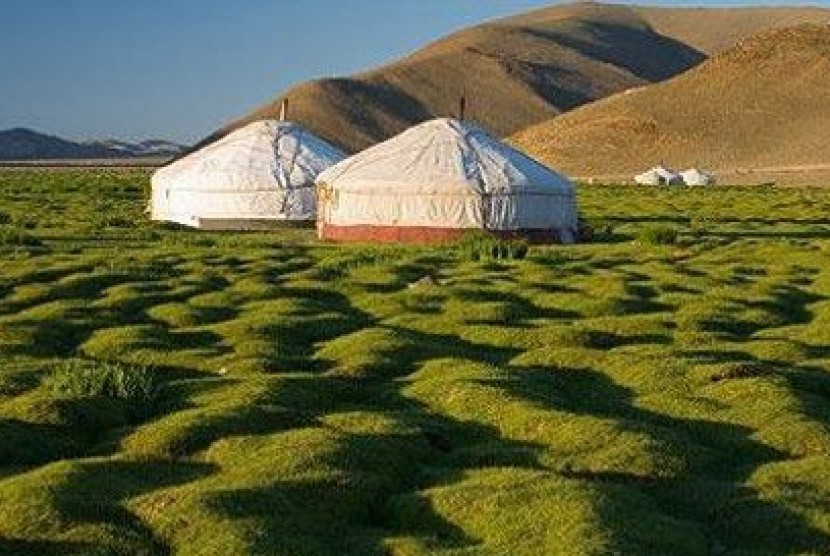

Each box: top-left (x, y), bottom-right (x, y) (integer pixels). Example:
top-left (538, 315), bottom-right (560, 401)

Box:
top-left (151, 120), bottom-right (345, 230)
top-left (316, 118), bottom-right (579, 243)
top-left (680, 168), bottom-right (716, 186)
top-left (634, 166), bottom-right (683, 186)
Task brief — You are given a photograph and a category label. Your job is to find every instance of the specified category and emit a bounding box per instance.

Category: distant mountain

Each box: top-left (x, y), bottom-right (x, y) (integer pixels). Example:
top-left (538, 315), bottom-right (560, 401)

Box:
top-left (511, 24), bottom-right (830, 177)
top-left (198, 2), bottom-right (830, 154)
top-left (83, 138), bottom-right (187, 157)
top-left (0, 128), bottom-right (186, 160)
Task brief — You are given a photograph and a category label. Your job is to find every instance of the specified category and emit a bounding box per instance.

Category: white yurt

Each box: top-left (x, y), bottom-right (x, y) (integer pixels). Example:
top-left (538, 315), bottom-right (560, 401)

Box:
top-left (315, 118), bottom-right (579, 243)
top-left (151, 120), bottom-right (345, 230)
top-left (634, 166), bottom-right (683, 186)
top-left (680, 168), bottom-right (716, 186)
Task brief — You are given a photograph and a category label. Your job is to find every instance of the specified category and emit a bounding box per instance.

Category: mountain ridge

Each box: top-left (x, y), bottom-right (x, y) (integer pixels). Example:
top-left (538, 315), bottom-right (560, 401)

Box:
top-left (0, 128), bottom-right (186, 160)
top-left (197, 2), bottom-right (830, 154)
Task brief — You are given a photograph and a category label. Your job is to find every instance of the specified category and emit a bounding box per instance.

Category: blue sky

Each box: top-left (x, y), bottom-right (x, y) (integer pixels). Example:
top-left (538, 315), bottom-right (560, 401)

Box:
top-left (0, 0), bottom-right (825, 143)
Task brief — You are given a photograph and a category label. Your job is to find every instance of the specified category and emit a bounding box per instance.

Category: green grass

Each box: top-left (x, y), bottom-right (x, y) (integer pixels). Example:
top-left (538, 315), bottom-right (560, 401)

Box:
top-left (2, 172), bottom-right (830, 554)
top-left (636, 225), bottom-right (679, 246)
top-left (50, 360), bottom-right (162, 418)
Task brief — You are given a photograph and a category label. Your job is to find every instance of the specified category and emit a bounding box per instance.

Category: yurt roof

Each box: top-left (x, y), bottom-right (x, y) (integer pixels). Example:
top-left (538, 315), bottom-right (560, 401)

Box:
top-left (680, 168), bottom-right (714, 179)
top-left (317, 118), bottom-right (573, 195)
top-left (153, 120), bottom-right (345, 191)
top-left (650, 165), bottom-right (680, 177)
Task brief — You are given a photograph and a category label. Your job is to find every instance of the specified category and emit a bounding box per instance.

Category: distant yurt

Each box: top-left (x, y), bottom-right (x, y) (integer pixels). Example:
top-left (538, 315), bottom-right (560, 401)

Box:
top-left (634, 166), bottom-right (683, 186)
top-left (151, 120), bottom-right (345, 230)
top-left (680, 168), bottom-right (716, 186)
top-left (316, 118), bottom-right (579, 243)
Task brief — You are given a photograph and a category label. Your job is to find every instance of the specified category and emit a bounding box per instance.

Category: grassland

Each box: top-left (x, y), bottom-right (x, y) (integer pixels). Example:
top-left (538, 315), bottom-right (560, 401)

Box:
top-left (2, 169), bottom-right (830, 555)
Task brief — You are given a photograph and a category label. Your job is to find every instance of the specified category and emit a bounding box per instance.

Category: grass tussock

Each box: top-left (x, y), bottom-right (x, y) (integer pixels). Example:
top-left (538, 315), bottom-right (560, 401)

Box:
top-left (637, 226), bottom-right (679, 246)
top-left (0, 226), bottom-right (43, 247)
top-left (50, 360), bottom-right (160, 404)
top-left (455, 232), bottom-right (530, 261)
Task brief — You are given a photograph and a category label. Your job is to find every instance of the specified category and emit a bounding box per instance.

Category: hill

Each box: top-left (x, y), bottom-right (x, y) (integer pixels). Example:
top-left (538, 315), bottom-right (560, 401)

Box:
top-left (0, 128), bottom-right (125, 160)
top-left (511, 24), bottom-right (830, 181)
top-left (0, 128), bottom-right (186, 161)
top-left (87, 139), bottom-right (186, 158)
top-left (199, 2), bottom-right (830, 153)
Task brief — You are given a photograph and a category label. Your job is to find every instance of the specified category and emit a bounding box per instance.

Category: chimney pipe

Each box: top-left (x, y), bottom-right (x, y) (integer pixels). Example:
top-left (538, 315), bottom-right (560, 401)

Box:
top-left (280, 98), bottom-right (289, 122)
top-left (459, 96), bottom-right (466, 121)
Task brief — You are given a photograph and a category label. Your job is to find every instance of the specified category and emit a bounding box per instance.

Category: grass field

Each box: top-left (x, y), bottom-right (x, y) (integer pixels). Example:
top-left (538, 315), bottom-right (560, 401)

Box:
top-left (2, 169), bottom-right (830, 555)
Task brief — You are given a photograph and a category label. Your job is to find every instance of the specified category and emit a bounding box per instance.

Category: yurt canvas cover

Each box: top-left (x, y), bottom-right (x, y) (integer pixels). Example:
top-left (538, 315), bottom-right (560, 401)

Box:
top-left (316, 118), bottom-right (578, 243)
top-left (151, 120), bottom-right (345, 230)
top-left (634, 166), bottom-right (683, 186)
top-left (680, 168), bottom-right (716, 186)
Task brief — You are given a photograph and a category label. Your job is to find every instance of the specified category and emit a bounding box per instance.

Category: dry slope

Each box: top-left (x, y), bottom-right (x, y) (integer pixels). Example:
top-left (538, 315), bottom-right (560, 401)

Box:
top-left (199, 3), bottom-right (830, 155)
top-left (512, 24), bottom-right (830, 180)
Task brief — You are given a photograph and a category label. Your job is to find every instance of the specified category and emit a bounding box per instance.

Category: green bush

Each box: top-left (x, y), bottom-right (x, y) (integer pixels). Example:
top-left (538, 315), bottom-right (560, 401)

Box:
top-left (457, 233), bottom-right (530, 261)
top-left (0, 226), bottom-right (43, 247)
top-left (583, 218), bottom-right (614, 242)
top-left (51, 360), bottom-right (161, 409)
top-left (637, 226), bottom-right (679, 245)
top-left (508, 240), bottom-right (530, 260)
top-left (0, 211), bottom-right (11, 225)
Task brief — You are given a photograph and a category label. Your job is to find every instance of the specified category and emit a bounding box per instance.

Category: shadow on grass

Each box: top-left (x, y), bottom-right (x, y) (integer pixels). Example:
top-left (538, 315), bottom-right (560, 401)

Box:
top-left (191, 304), bottom-right (545, 553)
top-left (251, 287), bottom-right (374, 373)
top-left (200, 374), bottom-right (541, 554)
top-left (701, 230), bottom-right (830, 241)
top-left (0, 537), bottom-right (93, 556)
top-left (0, 369), bottom-right (191, 466)
top-left (0, 419), bottom-right (80, 466)
top-left (450, 288), bottom-right (580, 322)
top-left (43, 460), bottom-right (215, 556)
top-left (484, 365), bottom-right (830, 554)
top-left (318, 324), bottom-right (522, 379)
top-left (698, 285), bottom-right (824, 341)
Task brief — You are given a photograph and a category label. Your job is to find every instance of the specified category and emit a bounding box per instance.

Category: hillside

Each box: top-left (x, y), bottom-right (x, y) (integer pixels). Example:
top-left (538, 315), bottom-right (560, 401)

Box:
top-left (511, 24), bottom-right (830, 180)
top-left (88, 139), bottom-right (186, 157)
top-left (200, 2), bottom-right (830, 154)
top-left (0, 128), bottom-right (186, 161)
top-left (0, 128), bottom-right (125, 160)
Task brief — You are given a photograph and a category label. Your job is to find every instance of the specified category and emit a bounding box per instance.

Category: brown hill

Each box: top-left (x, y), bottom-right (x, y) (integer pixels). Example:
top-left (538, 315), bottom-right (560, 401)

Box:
top-left (199, 3), bottom-right (830, 154)
top-left (505, 4), bottom-right (830, 54)
top-left (511, 24), bottom-right (830, 181)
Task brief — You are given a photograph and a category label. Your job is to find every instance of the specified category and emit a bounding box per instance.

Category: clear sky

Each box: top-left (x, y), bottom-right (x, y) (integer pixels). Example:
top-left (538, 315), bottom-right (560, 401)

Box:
top-left (0, 0), bottom-right (826, 143)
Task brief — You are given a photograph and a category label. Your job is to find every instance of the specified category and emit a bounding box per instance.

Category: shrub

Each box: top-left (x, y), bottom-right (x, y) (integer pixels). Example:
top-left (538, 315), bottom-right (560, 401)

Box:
top-left (0, 211), bottom-right (11, 225)
top-left (637, 226), bottom-right (679, 246)
top-left (0, 226), bottom-right (43, 247)
top-left (51, 360), bottom-right (161, 411)
top-left (508, 240), bottom-right (530, 260)
top-left (456, 233), bottom-right (530, 261)
top-left (583, 218), bottom-right (615, 242)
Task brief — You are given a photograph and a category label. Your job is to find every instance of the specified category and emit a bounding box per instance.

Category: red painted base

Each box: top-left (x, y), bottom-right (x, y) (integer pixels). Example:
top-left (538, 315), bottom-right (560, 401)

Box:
top-left (317, 224), bottom-right (571, 244)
